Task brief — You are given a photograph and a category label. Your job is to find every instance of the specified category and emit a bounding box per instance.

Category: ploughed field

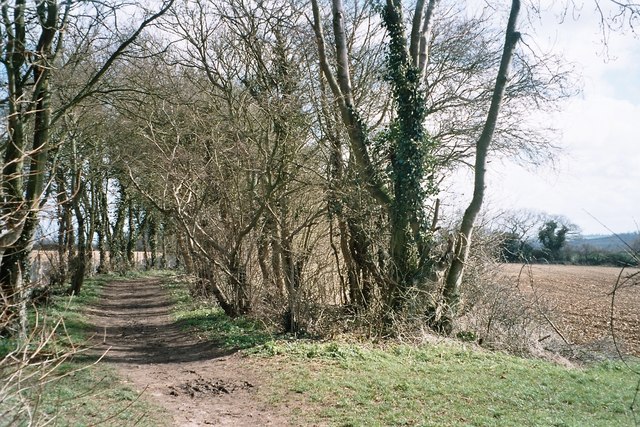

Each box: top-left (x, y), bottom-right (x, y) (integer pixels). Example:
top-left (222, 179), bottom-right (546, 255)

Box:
top-left (499, 264), bottom-right (640, 356)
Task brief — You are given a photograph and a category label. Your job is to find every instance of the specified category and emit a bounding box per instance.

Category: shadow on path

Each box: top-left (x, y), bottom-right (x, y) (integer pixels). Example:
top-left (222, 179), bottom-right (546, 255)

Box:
top-left (84, 278), bottom-right (233, 365)
top-left (79, 276), bottom-right (292, 426)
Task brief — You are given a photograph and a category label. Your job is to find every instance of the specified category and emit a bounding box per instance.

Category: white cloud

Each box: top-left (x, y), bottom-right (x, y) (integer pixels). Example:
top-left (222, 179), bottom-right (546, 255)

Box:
top-left (479, 4), bottom-right (640, 235)
top-left (440, 3), bottom-right (640, 235)
top-left (485, 80), bottom-right (640, 234)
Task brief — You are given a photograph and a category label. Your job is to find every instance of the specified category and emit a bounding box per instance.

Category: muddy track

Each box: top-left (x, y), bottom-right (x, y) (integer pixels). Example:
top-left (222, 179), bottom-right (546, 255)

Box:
top-left (85, 277), bottom-right (289, 427)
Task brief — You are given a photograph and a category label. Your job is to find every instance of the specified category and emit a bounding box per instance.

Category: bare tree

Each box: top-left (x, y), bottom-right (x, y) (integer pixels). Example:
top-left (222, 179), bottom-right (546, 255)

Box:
top-left (0, 0), bottom-right (175, 332)
top-left (442, 0), bottom-right (522, 332)
top-left (310, 0), bottom-right (530, 330)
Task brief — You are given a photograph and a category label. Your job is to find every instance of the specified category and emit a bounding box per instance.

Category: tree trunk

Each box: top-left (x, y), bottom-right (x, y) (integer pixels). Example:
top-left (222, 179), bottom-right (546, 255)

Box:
top-left (440, 0), bottom-right (521, 333)
top-left (96, 179), bottom-right (110, 273)
top-left (69, 139), bottom-right (87, 295)
top-left (281, 234), bottom-right (302, 333)
top-left (229, 255), bottom-right (251, 317)
top-left (0, 1), bottom-right (57, 329)
top-left (176, 233), bottom-right (194, 272)
top-left (54, 169), bottom-right (72, 286)
top-left (148, 214), bottom-right (158, 269)
top-left (109, 184), bottom-right (128, 271)
top-left (126, 200), bottom-right (136, 268)
top-left (159, 221), bottom-right (167, 269)
top-left (70, 201), bottom-right (87, 295)
top-left (0, 0), bottom-right (29, 312)
top-left (257, 228), bottom-right (273, 293)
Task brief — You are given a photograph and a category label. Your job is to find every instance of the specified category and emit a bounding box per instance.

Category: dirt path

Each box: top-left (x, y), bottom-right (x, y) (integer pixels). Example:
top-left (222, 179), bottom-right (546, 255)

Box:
top-left (85, 277), bottom-right (289, 426)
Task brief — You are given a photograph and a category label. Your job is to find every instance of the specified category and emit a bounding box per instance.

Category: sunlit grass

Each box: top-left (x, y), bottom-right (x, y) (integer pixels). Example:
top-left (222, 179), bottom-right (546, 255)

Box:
top-left (34, 362), bottom-right (169, 427)
top-left (164, 276), bottom-right (274, 349)
top-left (255, 341), bottom-right (639, 426)
top-left (162, 273), bottom-right (640, 426)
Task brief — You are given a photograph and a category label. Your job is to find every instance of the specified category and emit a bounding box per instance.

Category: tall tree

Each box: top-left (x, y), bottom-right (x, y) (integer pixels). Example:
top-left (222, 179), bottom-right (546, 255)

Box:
top-left (441, 0), bottom-right (522, 332)
top-left (0, 0), bottom-right (175, 332)
top-left (538, 220), bottom-right (570, 262)
top-left (311, 0), bottom-right (525, 330)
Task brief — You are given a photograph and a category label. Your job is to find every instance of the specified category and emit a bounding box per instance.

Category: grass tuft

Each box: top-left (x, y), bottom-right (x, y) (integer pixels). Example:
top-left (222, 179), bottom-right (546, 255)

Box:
top-left (164, 276), bottom-right (274, 349)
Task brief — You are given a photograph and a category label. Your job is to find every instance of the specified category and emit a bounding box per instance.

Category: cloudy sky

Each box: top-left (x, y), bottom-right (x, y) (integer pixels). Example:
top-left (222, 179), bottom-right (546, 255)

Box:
top-left (481, 2), bottom-right (640, 235)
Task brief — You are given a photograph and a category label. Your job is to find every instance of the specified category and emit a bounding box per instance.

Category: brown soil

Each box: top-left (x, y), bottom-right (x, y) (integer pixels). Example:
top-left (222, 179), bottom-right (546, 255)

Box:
top-left (500, 264), bottom-right (640, 356)
top-left (85, 277), bottom-right (291, 427)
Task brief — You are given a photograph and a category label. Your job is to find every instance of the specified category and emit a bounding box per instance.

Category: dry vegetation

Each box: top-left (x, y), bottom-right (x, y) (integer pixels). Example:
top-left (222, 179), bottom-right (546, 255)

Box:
top-left (500, 264), bottom-right (640, 356)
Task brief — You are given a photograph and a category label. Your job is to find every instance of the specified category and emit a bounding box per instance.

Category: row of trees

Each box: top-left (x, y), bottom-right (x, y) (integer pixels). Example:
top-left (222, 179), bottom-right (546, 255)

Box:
top-left (496, 210), bottom-right (638, 266)
top-left (496, 211), bottom-right (574, 262)
top-left (1, 0), bottom-right (637, 337)
top-left (120, 0), bottom-right (558, 332)
top-left (0, 0), bottom-right (176, 335)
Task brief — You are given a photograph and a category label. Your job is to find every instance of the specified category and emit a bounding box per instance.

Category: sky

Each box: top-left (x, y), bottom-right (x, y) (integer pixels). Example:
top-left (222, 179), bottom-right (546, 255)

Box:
top-left (479, 2), bottom-right (640, 236)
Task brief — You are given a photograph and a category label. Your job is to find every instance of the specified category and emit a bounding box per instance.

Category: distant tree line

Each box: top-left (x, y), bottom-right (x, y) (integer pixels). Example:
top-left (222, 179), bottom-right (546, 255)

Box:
top-left (496, 210), bottom-right (639, 267)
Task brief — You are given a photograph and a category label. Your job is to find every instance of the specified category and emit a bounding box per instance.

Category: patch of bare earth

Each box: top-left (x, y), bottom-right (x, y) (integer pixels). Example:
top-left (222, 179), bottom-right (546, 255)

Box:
top-left (84, 278), bottom-right (291, 427)
top-left (500, 264), bottom-right (640, 356)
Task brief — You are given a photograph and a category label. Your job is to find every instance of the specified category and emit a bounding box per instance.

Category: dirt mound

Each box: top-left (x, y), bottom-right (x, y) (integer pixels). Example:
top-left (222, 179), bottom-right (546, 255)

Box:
top-left (169, 378), bottom-right (254, 398)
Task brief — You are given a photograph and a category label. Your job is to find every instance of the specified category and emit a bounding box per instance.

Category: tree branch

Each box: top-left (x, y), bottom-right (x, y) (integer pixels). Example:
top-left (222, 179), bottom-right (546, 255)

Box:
top-left (51, 0), bottom-right (175, 124)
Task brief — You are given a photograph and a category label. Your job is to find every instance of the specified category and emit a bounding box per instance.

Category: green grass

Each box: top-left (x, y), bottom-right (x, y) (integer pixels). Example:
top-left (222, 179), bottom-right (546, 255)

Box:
top-left (0, 279), bottom-right (103, 362)
top-left (253, 341), bottom-right (639, 426)
top-left (1, 274), bottom-right (168, 427)
top-left (161, 274), bottom-right (640, 426)
top-left (164, 276), bottom-right (274, 349)
top-left (5, 361), bottom-right (169, 427)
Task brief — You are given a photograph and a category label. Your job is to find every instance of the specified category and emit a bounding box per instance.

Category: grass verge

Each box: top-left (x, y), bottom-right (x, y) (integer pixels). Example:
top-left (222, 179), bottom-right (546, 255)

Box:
top-left (14, 361), bottom-right (168, 427)
top-left (164, 275), bottom-right (273, 349)
top-left (254, 341), bottom-right (639, 426)
top-left (162, 273), bottom-right (640, 426)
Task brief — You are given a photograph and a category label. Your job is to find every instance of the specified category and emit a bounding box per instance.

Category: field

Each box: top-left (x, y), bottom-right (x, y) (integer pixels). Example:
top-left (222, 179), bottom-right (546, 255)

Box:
top-left (28, 250), bottom-right (176, 284)
top-left (499, 264), bottom-right (640, 356)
